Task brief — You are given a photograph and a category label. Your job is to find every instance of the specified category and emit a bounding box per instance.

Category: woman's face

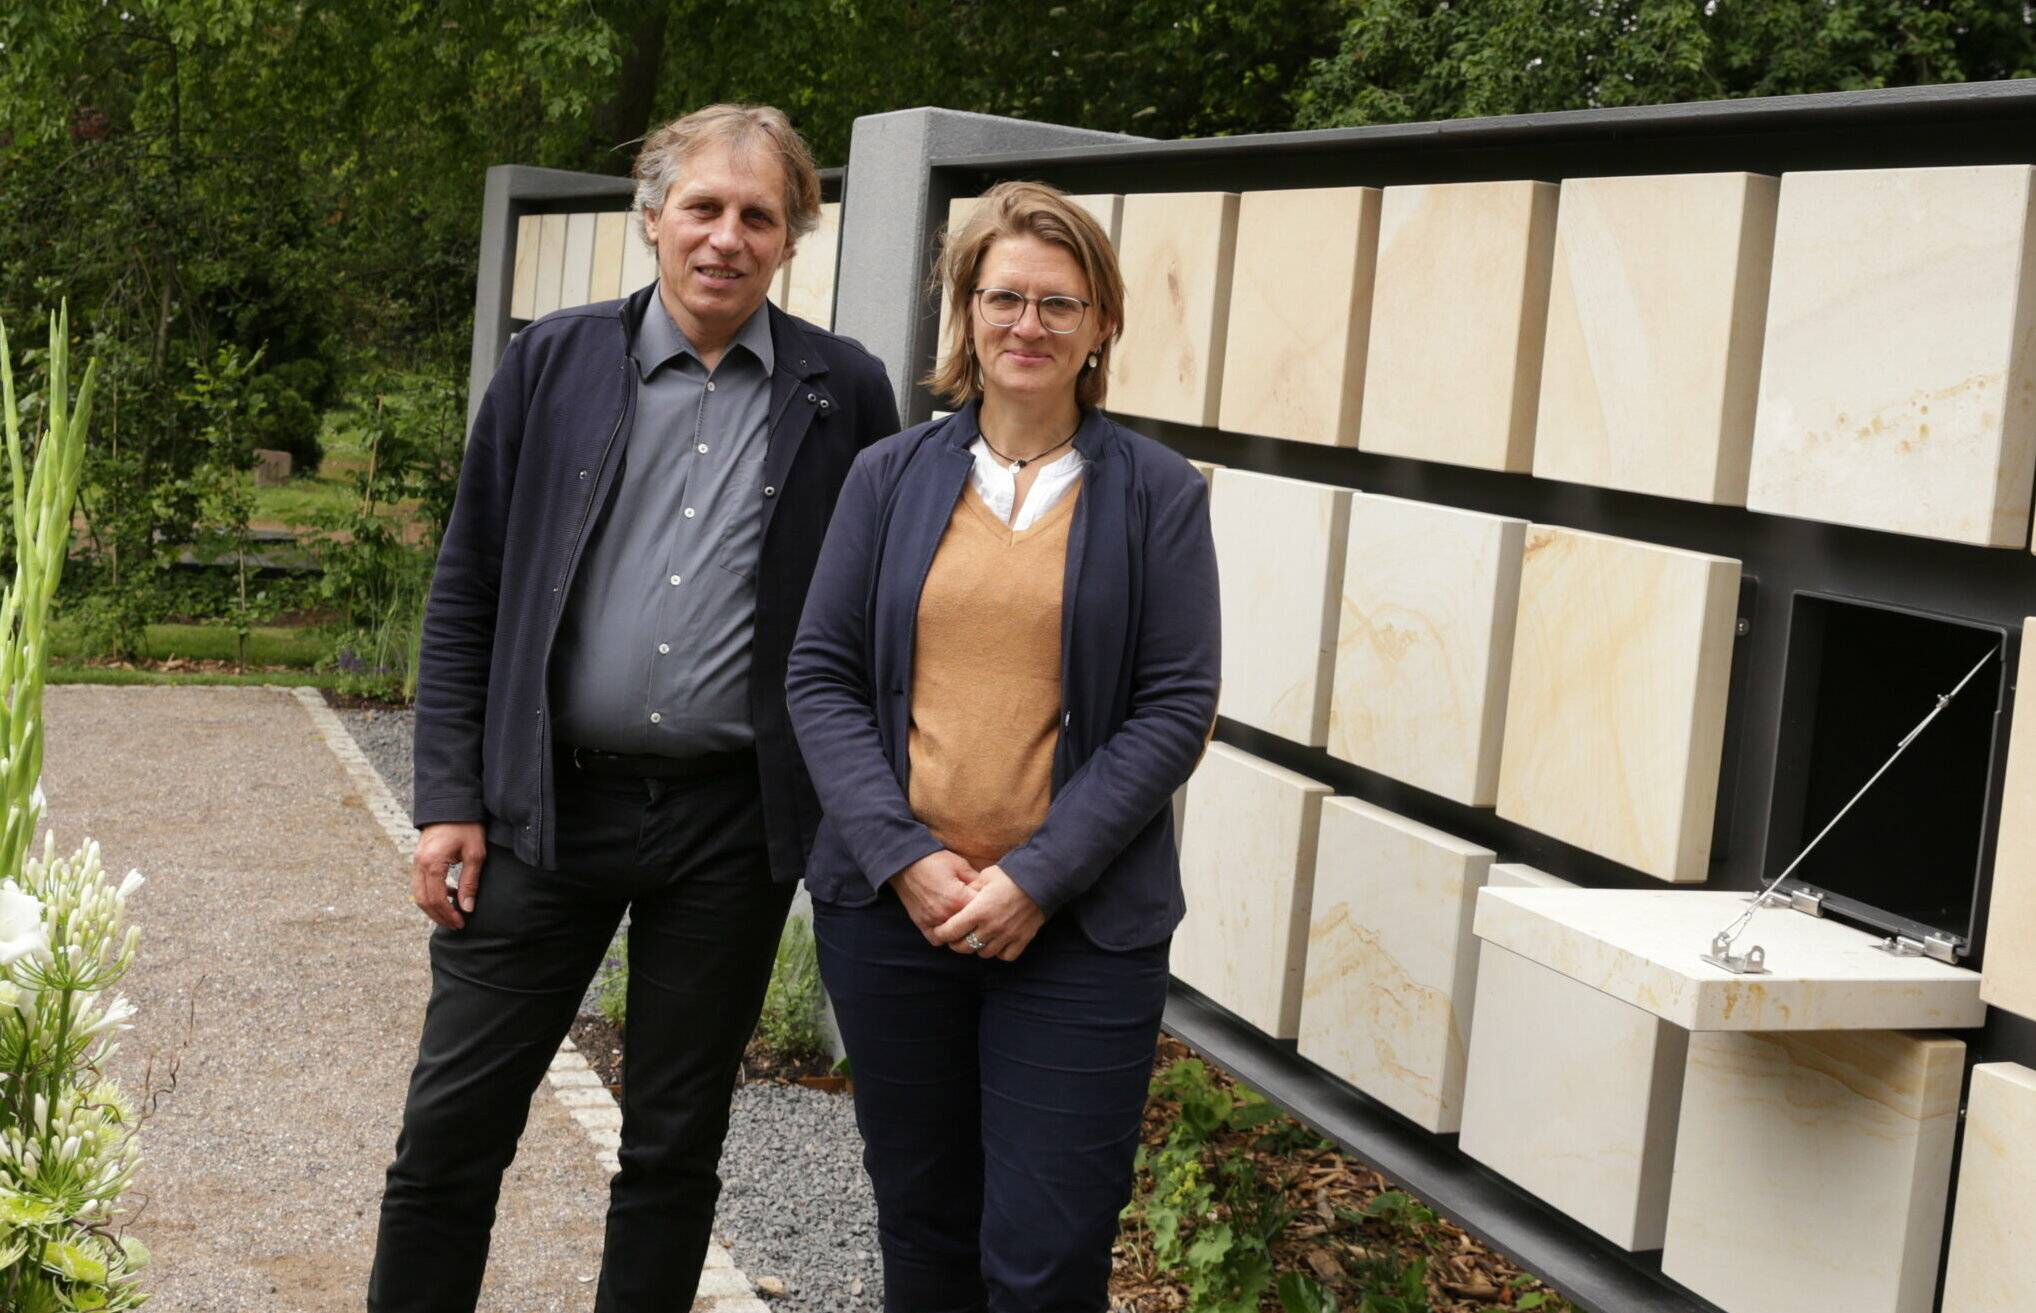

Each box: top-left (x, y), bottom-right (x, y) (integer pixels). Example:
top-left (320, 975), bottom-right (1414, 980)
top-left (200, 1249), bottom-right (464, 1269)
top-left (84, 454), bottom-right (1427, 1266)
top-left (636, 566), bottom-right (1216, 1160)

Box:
top-left (969, 235), bottom-right (1109, 408)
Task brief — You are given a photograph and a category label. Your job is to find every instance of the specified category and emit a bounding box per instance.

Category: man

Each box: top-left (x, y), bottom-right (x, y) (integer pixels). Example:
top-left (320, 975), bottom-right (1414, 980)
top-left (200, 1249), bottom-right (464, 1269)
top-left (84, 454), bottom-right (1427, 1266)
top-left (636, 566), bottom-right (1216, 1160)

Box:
top-left (370, 104), bottom-right (899, 1311)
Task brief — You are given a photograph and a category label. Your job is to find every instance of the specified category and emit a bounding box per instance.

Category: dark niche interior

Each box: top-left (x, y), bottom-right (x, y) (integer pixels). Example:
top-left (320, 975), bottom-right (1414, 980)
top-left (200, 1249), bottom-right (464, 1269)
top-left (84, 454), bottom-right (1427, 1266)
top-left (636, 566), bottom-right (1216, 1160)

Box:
top-left (1764, 593), bottom-right (2008, 945)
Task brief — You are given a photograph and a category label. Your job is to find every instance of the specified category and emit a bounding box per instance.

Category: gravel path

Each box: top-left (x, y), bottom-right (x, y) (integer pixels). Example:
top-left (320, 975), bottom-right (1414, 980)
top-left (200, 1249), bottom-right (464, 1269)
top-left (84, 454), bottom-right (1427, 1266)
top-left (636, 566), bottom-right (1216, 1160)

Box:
top-left (43, 686), bottom-right (614, 1311)
top-left (339, 705), bottom-right (884, 1312)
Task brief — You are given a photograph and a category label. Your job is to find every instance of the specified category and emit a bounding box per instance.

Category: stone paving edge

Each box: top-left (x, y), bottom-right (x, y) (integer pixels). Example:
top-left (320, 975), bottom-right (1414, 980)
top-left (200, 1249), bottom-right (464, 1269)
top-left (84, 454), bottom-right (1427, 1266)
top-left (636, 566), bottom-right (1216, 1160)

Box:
top-left (288, 686), bottom-right (769, 1311)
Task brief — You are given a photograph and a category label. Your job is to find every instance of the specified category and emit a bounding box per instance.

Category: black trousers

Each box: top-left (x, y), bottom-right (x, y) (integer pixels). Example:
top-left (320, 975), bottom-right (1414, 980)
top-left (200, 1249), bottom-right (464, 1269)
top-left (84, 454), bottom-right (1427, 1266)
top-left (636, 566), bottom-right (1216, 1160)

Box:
top-left (813, 890), bottom-right (1171, 1313)
top-left (369, 762), bottom-right (794, 1312)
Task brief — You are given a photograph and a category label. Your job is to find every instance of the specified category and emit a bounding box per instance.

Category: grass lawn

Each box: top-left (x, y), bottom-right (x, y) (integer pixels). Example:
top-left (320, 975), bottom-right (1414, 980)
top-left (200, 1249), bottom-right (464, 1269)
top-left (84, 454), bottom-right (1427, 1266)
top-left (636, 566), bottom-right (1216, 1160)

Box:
top-left (50, 619), bottom-right (328, 668)
top-left (250, 409), bottom-right (371, 530)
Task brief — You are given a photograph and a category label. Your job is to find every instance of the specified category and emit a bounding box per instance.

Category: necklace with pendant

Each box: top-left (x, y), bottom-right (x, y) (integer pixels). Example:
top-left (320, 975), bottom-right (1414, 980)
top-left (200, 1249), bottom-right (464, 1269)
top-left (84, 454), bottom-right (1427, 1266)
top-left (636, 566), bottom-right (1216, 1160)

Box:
top-left (981, 426), bottom-right (1077, 471)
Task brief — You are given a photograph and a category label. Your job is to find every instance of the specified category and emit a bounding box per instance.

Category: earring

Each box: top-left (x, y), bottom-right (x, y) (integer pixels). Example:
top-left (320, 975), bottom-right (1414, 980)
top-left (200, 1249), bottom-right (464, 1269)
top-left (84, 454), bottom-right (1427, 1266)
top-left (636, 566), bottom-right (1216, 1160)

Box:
top-left (1086, 352), bottom-right (1100, 370)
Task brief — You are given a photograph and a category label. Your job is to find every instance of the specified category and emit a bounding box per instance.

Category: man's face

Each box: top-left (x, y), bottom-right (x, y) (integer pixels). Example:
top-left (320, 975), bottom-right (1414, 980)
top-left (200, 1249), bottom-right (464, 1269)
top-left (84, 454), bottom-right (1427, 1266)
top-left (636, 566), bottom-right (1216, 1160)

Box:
top-left (643, 139), bottom-right (793, 341)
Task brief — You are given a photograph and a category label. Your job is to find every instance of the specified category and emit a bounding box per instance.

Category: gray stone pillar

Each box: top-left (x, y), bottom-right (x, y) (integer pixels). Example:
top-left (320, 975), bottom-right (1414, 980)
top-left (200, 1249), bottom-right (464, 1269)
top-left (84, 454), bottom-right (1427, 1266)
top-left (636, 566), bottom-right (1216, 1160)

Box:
top-left (467, 165), bottom-right (635, 432)
top-left (833, 109), bottom-right (1143, 423)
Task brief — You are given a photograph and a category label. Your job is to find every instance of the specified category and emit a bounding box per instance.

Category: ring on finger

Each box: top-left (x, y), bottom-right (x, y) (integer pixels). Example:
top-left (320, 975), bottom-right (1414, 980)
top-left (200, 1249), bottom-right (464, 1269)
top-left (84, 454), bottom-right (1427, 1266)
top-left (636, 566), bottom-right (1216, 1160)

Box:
top-left (964, 931), bottom-right (987, 952)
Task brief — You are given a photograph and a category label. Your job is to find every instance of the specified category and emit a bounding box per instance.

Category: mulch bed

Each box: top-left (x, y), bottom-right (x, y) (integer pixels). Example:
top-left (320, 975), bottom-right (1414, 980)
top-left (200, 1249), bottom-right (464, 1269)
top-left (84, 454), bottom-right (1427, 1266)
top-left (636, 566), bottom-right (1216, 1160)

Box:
top-left (1111, 1035), bottom-right (1572, 1313)
top-left (67, 654), bottom-right (308, 675)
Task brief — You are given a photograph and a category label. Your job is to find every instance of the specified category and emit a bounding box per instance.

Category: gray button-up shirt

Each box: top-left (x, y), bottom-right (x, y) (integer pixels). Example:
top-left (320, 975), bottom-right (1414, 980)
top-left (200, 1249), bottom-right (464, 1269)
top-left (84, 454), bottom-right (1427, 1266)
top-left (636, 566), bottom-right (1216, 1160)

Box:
top-left (551, 294), bottom-right (774, 755)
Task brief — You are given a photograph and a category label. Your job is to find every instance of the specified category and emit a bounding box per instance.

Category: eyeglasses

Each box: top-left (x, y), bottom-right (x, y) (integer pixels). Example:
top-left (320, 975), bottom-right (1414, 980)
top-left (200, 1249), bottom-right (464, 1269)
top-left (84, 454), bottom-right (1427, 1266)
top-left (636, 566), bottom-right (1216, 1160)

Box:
top-left (972, 287), bottom-right (1091, 334)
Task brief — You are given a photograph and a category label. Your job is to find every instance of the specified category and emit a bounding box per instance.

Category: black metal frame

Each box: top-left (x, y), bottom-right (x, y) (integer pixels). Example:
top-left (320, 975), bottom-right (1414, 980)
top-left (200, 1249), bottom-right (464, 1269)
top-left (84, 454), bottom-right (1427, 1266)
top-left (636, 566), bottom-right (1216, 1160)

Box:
top-left (922, 80), bottom-right (2036, 1313)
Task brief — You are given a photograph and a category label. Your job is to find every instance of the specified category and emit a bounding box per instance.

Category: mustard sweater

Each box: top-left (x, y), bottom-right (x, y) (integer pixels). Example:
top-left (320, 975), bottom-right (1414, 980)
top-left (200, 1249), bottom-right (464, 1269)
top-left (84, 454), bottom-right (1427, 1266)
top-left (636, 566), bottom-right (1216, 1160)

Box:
top-left (906, 482), bottom-right (1079, 869)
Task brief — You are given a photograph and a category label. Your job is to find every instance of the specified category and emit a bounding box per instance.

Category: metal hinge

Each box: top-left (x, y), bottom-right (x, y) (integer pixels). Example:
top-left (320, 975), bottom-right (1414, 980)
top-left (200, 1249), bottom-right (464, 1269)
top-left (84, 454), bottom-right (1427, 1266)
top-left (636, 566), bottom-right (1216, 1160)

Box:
top-left (1758, 886), bottom-right (1827, 917)
top-left (1874, 932), bottom-right (1965, 965)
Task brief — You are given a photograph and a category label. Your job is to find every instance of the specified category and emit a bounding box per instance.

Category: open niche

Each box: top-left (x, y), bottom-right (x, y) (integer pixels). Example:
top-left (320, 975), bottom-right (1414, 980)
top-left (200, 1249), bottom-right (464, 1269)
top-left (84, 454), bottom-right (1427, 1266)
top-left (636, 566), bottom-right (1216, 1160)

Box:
top-left (1764, 592), bottom-right (2010, 953)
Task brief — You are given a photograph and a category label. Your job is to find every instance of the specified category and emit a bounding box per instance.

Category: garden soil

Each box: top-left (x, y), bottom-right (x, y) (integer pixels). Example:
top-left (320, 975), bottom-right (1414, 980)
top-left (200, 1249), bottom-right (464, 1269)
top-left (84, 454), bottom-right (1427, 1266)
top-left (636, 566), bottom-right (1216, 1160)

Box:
top-left (41, 684), bottom-right (613, 1311)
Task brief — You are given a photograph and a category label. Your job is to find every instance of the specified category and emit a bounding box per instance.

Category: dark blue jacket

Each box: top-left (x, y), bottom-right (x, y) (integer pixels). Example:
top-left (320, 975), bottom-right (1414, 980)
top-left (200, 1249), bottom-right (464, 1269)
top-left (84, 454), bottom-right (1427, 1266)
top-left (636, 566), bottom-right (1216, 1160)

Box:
top-left (785, 402), bottom-right (1221, 950)
top-left (413, 283), bottom-right (901, 880)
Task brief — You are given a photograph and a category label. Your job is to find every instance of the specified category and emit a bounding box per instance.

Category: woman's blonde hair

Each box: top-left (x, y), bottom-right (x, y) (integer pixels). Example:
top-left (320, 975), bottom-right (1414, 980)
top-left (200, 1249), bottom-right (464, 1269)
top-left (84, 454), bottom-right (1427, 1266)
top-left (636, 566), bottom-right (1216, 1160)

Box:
top-left (924, 181), bottom-right (1126, 410)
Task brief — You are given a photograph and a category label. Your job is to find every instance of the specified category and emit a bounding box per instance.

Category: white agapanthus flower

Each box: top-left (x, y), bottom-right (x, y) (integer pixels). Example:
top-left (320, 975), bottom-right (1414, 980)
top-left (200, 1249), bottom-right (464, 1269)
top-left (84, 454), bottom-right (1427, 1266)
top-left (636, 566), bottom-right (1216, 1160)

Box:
top-left (0, 881), bottom-right (47, 965)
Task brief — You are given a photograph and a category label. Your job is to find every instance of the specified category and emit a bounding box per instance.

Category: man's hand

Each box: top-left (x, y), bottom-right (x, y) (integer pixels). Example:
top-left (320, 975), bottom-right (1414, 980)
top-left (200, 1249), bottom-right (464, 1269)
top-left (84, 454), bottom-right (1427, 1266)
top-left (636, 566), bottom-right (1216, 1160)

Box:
top-left (887, 850), bottom-right (980, 946)
top-left (412, 823), bottom-right (487, 930)
top-left (934, 865), bottom-right (1045, 962)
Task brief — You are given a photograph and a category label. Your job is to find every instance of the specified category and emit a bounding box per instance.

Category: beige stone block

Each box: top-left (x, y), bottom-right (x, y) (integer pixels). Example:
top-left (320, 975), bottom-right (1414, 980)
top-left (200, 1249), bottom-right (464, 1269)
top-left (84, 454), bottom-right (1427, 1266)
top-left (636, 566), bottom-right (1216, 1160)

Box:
top-left (1358, 181), bottom-right (1558, 472)
top-left (621, 219), bottom-right (657, 297)
top-left (510, 213), bottom-right (540, 320)
top-left (1216, 188), bottom-right (1380, 448)
top-left (1662, 1030), bottom-right (1963, 1313)
top-left (1474, 886), bottom-right (1985, 1031)
top-left (590, 211), bottom-right (627, 301)
top-left (1299, 798), bottom-right (1491, 1132)
top-left (532, 213), bottom-right (568, 318)
top-left (1983, 623), bottom-right (2036, 1022)
top-left (784, 201), bottom-right (841, 329)
top-left (934, 197), bottom-right (982, 357)
top-left (1187, 459), bottom-right (1220, 485)
top-left (1210, 470), bottom-right (1352, 746)
top-left (1327, 495), bottom-right (1525, 805)
top-left (1494, 526), bottom-right (1740, 882)
top-left (1111, 192), bottom-right (1240, 427)
top-left (1487, 861), bottom-right (1565, 889)
top-left (1459, 865), bottom-right (1688, 1250)
top-left (1533, 172), bottom-right (1779, 505)
top-left (1942, 1062), bottom-right (2036, 1313)
top-left (1175, 743), bottom-right (1331, 1038)
top-left (559, 211), bottom-right (597, 309)
top-left (1070, 193), bottom-right (1123, 246)
top-left (1746, 165), bottom-right (2036, 548)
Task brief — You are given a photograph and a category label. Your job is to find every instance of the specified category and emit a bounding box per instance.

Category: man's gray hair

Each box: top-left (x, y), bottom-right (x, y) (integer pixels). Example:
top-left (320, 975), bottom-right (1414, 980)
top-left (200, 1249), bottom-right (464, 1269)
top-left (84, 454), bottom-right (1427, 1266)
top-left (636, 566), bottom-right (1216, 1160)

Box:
top-left (632, 104), bottom-right (822, 247)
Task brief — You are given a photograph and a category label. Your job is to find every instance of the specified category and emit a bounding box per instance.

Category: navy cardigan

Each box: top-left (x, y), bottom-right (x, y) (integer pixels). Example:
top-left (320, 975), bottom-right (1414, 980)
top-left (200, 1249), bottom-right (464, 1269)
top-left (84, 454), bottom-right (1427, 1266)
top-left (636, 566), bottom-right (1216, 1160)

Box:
top-left (785, 402), bottom-right (1220, 950)
top-left (413, 285), bottom-right (899, 880)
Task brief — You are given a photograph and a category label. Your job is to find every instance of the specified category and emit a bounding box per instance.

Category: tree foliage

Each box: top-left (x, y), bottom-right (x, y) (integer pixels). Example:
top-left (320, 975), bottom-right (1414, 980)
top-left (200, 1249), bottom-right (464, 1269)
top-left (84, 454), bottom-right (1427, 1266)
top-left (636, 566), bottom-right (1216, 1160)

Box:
top-left (2, 1), bottom-right (2032, 650)
top-left (1294, 0), bottom-right (2036, 129)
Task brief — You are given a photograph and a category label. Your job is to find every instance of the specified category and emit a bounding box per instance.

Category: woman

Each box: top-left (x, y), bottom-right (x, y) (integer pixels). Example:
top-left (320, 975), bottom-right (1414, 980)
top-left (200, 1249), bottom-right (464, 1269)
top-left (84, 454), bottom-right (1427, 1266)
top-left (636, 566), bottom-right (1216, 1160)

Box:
top-left (786, 180), bottom-right (1220, 1313)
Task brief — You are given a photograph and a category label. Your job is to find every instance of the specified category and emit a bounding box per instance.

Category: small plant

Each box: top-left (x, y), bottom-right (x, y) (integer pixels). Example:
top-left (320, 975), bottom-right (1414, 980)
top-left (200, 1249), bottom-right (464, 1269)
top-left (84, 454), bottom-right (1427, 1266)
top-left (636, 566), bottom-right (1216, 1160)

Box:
top-left (754, 915), bottom-right (825, 1062)
top-left (1120, 1059), bottom-right (1295, 1313)
top-left (593, 937), bottom-right (628, 1029)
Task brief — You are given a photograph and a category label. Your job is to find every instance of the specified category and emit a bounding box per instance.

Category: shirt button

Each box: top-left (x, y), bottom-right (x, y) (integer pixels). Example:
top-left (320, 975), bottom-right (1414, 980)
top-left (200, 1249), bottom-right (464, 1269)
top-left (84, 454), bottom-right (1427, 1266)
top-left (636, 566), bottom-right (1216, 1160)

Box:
top-left (697, 443), bottom-right (709, 454)
top-left (658, 643), bottom-right (670, 654)
top-left (763, 486), bottom-right (776, 498)
top-left (669, 574), bottom-right (682, 586)
top-left (684, 507), bottom-right (696, 518)
top-left (650, 712), bottom-right (662, 724)
top-left (706, 380), bottom-right (717, 392)
top-left (578, 469), bottom-right (588, 479)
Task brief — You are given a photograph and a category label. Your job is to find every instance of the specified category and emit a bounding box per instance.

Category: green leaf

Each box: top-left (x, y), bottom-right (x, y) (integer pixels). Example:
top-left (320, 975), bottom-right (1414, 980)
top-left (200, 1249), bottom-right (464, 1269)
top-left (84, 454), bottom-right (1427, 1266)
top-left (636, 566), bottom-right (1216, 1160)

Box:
top-left (1185, 1220), bottom-right (1234, 1268)
top-left (1278, 1270), bottom-right (1336, 1313)
top-left (1227, 1099), bottom-right (1281, 1131)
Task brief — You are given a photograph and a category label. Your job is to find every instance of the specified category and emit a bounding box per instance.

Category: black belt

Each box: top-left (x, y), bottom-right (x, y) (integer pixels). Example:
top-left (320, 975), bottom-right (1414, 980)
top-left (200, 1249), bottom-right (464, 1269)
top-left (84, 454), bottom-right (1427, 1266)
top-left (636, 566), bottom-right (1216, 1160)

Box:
top-left (564, 743), bottom-right (756, 782)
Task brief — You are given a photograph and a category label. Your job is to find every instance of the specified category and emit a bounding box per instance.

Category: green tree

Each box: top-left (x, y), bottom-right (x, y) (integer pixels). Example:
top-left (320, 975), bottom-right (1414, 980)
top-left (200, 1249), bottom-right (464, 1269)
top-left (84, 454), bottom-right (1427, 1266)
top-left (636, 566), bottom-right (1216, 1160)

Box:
top-left (1294, 0), bottom-right (2036, 129)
